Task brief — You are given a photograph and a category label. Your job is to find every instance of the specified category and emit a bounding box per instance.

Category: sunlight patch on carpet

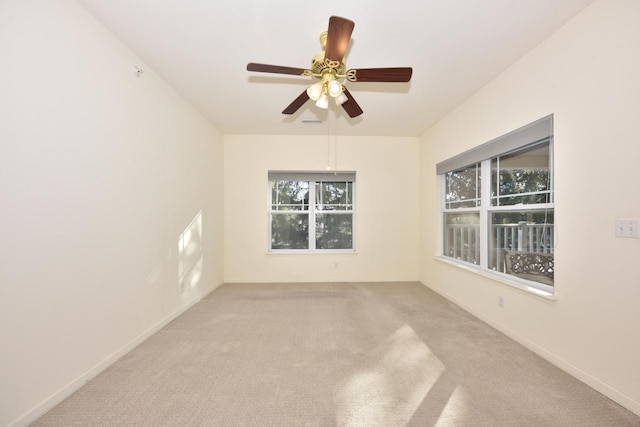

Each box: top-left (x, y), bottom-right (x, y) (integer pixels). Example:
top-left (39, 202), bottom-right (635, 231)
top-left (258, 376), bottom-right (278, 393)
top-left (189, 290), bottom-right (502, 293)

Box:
top-left (435, 385), bottom-right (469, 426)
top-left (335, 324), bottom-right (445, 426)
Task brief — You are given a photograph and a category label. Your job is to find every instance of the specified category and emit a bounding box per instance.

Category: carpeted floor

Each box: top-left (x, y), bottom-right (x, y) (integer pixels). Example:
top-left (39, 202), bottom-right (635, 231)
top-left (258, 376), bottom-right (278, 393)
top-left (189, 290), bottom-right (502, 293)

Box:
top-left (32, 282), bottom-right (640, 426)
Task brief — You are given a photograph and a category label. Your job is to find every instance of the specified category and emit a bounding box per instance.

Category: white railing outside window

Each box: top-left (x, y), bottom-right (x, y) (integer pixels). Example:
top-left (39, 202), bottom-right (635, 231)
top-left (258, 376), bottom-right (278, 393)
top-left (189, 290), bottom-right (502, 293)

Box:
top-left (444, 223), bottom-right (480, 265)
top-left (439, 120), bottom-right (554, 292)
top-left (445, 221), bottom-right (554, 272)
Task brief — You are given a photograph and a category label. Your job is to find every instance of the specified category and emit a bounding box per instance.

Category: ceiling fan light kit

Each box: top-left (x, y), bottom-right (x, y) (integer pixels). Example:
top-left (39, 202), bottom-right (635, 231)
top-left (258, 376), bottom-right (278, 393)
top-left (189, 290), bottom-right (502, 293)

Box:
top-left (315, 93), bottom-right (330, 109)
top-left (306, 73), bottom-right (347, 109)
top-left (334, 91), bottom-right (348, 106)
top-left (247, 16), bottom-right (412, 118)
top-left (306, 81), bottom-right (324, 101)
top-left (327, 80), bottom-right (343, 97)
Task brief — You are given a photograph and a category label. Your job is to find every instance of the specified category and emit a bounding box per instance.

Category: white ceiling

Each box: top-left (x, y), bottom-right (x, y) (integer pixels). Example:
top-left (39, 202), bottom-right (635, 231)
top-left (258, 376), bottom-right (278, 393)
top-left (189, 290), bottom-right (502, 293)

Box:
top-left (76, 0), bottom-right (594, 137)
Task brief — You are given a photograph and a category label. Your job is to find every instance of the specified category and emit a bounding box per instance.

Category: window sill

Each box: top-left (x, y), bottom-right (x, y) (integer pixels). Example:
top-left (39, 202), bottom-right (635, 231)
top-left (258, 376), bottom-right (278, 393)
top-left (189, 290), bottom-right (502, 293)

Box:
top-left (267, 250), bottom-right (358, 255)
top-left (434, 256), bottom-right (557, 301)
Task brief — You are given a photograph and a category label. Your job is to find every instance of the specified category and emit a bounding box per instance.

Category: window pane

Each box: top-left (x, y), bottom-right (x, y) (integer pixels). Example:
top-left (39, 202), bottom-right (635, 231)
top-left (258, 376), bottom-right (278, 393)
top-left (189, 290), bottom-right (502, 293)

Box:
top-left (443, 212), bottom-right (480, 264)
top-left (315, 181), bottom-right (353, 211)
top-left (271, 180), bottom-right (309, 211)
top-left (491, 142), bottom-right (551, 206)
top-left (316, 213), bottom-right (352, 250)
top-left (489, 209), bottom-right (554, 286)
top-left (445, 164), bottom-right (481, 209)
top-left (271, 213), bottom-right (309, 249)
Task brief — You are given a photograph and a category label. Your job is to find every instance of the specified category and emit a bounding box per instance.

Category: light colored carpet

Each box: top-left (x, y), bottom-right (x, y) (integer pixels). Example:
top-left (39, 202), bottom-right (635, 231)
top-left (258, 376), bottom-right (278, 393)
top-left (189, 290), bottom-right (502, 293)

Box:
top-left (33, 282), bottom-right (640, 426)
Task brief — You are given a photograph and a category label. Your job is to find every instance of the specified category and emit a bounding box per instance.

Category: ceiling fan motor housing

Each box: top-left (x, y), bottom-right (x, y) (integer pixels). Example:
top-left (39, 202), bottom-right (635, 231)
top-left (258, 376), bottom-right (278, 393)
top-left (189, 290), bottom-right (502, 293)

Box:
top-left (311, 51), bottom-right (346, 76)
top-left (311, 30), bottom-right (346, 77)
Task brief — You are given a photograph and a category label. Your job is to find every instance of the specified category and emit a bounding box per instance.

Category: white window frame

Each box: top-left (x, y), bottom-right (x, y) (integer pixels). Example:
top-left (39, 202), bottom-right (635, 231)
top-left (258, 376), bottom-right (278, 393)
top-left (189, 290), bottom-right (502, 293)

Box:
top-left (438, 116), bottom-right (554, 294)
top-left (268, 171), bottom-right (356, 253)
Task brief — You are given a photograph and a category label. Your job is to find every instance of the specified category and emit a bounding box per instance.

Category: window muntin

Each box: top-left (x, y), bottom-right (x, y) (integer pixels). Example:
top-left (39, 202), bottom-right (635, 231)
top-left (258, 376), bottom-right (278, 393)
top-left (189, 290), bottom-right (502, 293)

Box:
top-left (269, 174), bottom-right (354, 252)
top-left (314, 181), bottom-right (353, 250)
top-left (442, 138), bottom-right (554, 290)
top-left (315, 181), bottom-right (353, 211)
top-left (271, 180), bottom-right (309, 211)
top-left (491, 143), bottom-right (551, 206)
top-left (445, 164), bottom-right (481, 209)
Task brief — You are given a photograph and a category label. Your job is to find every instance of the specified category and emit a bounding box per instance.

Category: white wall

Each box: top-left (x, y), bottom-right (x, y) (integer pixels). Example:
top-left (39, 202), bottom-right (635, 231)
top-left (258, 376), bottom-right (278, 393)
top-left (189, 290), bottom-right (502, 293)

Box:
top-left (225, 134), bottom-right (419, 283)
top-left (0, 1), bottom-right (224, 425)
top-left (420, 0), bottom-right (640, 415)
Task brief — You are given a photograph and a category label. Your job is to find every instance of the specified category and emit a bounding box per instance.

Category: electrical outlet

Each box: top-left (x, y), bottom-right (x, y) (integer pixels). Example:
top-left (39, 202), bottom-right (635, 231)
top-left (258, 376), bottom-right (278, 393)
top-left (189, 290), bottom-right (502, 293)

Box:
top-left (615, 219), bottom-right (640, 238)
top-left (499, 296), bottom-right (504, 308)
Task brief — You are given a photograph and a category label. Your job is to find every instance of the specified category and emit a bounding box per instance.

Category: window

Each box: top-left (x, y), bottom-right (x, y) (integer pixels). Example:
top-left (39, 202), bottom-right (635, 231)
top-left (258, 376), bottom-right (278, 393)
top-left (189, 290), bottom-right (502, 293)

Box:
top-left (438, 116), bottom-right (554, 293)
top-left (269, 171), bottom-right (355, 252)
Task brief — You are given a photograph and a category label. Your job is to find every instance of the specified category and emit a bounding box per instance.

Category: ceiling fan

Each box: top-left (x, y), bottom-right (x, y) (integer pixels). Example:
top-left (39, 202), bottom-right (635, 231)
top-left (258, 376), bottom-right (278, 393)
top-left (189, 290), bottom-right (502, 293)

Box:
top-left (246, 16), bottom-right (412, 118)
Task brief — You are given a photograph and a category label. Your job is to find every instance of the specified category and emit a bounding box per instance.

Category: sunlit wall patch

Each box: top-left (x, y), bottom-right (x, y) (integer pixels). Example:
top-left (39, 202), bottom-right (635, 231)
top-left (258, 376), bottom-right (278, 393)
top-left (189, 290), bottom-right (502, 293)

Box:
top-left (178, 210), bottom-right (203, 292)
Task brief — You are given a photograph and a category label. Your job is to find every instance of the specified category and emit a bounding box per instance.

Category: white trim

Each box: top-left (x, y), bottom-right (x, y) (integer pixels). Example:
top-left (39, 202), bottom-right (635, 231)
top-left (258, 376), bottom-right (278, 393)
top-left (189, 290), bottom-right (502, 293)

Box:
top-left (480, 159), bottom-right (491, 269)
top-left (442, 206), bottom-right (480, 213)
top-left (441, 137), bottom-right (554, 293)
top-left (8, 283), bottom-right (220, 427)
top-left (419, 280), bottom-right (640, 417)
top-left (487, 203), bottom-right (554, 212)
top-left (266, 250), bottom-right (358, 255)
top-left (268, 177), bottom-right (355, 253)
top-left (434, 256), bottom-right (556, 300)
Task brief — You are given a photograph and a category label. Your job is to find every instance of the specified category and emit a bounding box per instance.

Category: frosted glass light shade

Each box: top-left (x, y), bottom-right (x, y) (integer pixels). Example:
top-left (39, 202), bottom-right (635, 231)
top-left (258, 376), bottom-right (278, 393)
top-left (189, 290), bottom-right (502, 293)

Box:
top-left (306, 82), bottom-right (323, 101)
top-left (327, 80), bottom-right (342, 98)
top-left (334, 92), bottom-right (348, 105)
top-left (315, 93), bottom-right (329, 109)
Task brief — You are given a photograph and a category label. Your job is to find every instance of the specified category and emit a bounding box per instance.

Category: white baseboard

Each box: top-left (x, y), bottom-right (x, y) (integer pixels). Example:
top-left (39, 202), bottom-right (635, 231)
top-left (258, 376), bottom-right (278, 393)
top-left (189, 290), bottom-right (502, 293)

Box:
top-left (222, 278), bottom-right (420, 284)
top-left (420, 281), bottom-right (640, 417)
top-left (9, 283), bottom-right (219, 427)
top-left (13, 280), bottom-right (639, 424)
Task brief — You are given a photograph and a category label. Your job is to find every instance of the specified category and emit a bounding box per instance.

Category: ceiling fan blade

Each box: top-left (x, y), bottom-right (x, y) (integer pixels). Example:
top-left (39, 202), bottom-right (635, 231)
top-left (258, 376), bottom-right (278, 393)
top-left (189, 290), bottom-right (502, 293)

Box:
top-left (247, 63), bottom-right (307, 76)
top-left (282, 90), bottom-right (310, 115)
top-left (349, 67), bottom-right (413, 82)
top-left (324, 16), bottom-right (354, 63)
top-left (341, 87), bottom-right (363, 118)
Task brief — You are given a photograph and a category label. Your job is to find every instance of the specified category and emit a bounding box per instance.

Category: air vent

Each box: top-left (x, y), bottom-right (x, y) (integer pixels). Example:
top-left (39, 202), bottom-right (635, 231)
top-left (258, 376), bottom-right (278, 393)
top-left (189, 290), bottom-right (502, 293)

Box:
top-left (301, 119), bottom-right (323, 124)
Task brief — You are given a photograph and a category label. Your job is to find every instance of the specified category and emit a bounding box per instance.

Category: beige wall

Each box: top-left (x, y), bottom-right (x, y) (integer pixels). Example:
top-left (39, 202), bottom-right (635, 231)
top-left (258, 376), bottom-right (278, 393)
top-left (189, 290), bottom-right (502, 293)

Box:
top-left (420, 0), bottom-right (640, 414)
top-left (0, 1), bottom-right (224, 425)
top-left (224, 134), bottom-right (419, 283)
top-left (3, 0), bottom-right (638, 423)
